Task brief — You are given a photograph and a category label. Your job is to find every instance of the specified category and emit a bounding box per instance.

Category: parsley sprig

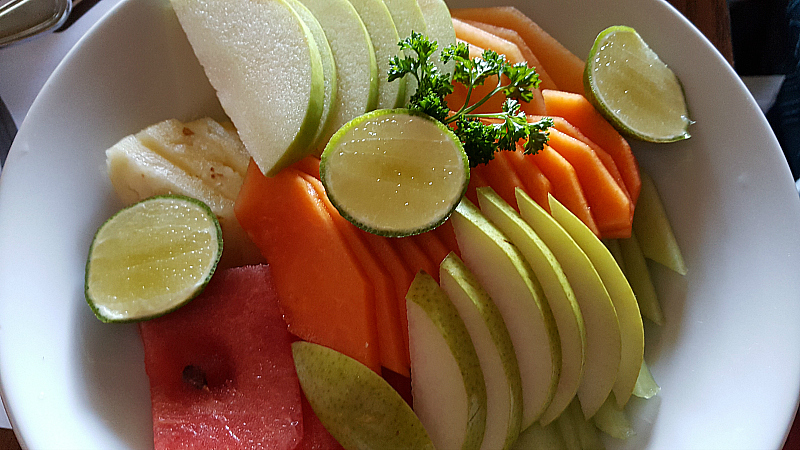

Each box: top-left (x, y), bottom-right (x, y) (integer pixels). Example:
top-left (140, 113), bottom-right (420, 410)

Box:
top-left (388, 32), bottom-right (554, 167)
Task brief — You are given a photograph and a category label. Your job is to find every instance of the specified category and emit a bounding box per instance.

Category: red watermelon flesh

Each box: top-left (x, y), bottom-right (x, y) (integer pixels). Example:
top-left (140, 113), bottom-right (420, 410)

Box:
top-left (300, 393), bottom-right (344, 450)
top-left (139, 265), bottom-right (303, 450)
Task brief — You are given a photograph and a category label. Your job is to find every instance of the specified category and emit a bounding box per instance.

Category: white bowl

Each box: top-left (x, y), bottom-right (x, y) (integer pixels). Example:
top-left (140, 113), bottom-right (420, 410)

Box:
top-left (1, 0), bottom-right (799, 448)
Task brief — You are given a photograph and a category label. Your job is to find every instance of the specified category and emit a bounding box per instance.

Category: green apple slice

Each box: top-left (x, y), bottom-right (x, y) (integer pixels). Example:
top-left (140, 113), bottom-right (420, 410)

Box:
top-left (451, 199), bottom-right (560, 429)
top-left (292, 341), bottom-right (434, 449)
top-left (381, 0), bottom-right (427, 102)
top-left (346, 0), bottom-right (406, 109)
top-left (440, 253), bottom-right (523, 450)
top-left (633, 170), bottom-right (687, 275)
top-left (475, 187), bottom-right (586, 426)
top-left (406, 271), bottom-right (487, 450)
top-left (516, 189), bottom-right (620, 420)
top-left (285, 0), bottom-right (338, 150)
top-left (619, 230), bottom-right (664, 325)
top-left (297, 0), bottom-right (378, 152)
top-left (170, 0), bottom-right (324, 176)
top-left (548, 195), bottom-right (644, 409)
top-left (417, 0), bottom-right (457, 76)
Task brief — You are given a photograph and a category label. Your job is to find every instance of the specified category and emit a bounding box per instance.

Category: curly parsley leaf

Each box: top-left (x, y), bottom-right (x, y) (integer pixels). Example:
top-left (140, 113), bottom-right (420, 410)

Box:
top-left (388, 33), bottom-right (552, 167)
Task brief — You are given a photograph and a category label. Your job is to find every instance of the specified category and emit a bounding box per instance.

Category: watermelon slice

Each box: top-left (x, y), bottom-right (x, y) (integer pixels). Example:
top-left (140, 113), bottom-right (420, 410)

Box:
top-left (139, 265), bottom-right (303, 449)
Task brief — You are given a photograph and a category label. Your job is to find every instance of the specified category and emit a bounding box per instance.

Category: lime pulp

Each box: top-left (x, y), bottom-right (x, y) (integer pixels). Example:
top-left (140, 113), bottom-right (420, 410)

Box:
top-left (584, 26), bottom-right (692, 143)
top-left (85, 195), bottom-right (222, 322)
top-left (320, 109), bottom-right (470, 237)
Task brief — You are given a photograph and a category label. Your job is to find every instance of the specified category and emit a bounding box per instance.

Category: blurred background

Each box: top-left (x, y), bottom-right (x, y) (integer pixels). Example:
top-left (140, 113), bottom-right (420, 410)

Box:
top-left (729, 0), bottom-right (800, 185)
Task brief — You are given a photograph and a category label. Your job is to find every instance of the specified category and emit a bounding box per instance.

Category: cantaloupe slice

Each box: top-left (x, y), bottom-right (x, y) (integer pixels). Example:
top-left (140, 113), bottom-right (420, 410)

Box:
top-left (528, 146), bottom-right (600, 237)
top-left (451, 6), bottom-right (585, 96)
top-left (301, 173), bottom-right (410, 377)
top-left (235, 163), bottom-right (381, 372)
top-left (542, 90), bottom-right (641, 205)
top-left (449, 18), bottom-right (545, 115)
top-left (457, 19), bottom-right (558, 90)
top-left (547, 128), bottom-right (632, 237)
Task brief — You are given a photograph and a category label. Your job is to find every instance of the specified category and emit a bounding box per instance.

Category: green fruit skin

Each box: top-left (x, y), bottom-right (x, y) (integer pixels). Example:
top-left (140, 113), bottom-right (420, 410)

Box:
top-left (85, 195), bottom-right (222, 323)
top-left (319, 108), bottom-right (470, 237)
top-left (406, 271), bottom-right (488, 450)
top-left (292, 341), bottom-right (435, 450)
top-left (584, 25), bottom-right (691, 143)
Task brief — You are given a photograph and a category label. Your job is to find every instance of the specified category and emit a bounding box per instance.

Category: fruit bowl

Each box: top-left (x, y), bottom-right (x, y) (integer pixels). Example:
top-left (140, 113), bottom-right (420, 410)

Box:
top-left (0, 0), bottom-right (799, 448)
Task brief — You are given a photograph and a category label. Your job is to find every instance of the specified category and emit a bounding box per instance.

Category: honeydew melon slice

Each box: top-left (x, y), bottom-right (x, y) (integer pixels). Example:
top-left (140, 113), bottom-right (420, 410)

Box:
top-left (170, 0), bottom-right (325, 176)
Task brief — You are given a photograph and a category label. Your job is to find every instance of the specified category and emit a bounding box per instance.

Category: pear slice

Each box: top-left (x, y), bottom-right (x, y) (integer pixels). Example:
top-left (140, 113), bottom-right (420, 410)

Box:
top-left (632, 170), bottom-right (687, 275)
top-left (296, 0), bottom-right (378, 152)
top-left (381, 0), bottom-right (427, 102)
top-left (292, 341), bottom-right (435, 449)
top-left (285, 0), bottom-right (338, 150)
top-left (439, 253), bottom-right (523, 450)
top-left (516, 189), bottom-right (620, 420)
top-left (619, 230), bottom-right (664, 325)
top-left (417, 0), bottom-right (457, 75)
top-left (170, 0), bottom-right (324, 176)
top-left (549, 195), bottom-right (644, 409)
top-left (451, 199), bottom-right (560, 429)
top-left (346, 0), bottom-right (406, 109)
top-left (406, 271), bottom-right (487, 450)
top-left (476, 187), bottom-right (586, 425)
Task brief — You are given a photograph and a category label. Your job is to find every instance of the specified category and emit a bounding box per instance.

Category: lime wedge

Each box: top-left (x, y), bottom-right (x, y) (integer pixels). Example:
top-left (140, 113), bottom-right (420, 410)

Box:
top-left (584, 26), bottom-right (692, 143)
top-left (320, 109), bottom-right (469, 237)
top-left (85, 195), bottom-right (222, 322)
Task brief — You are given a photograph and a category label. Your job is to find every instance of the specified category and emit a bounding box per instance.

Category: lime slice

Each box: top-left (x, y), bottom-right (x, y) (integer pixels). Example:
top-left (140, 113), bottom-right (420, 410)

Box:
top-left (85, 195), bottom-right (222, 322)
top-left (584, 26), bottom-right (692, 143)
top-left (320, 109), bottom-right (469, 237)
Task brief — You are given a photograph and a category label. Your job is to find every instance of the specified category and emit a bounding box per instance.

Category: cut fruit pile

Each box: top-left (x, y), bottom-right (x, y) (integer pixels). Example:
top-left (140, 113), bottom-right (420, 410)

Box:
top-left (88, 2), bottom-right (693, 449)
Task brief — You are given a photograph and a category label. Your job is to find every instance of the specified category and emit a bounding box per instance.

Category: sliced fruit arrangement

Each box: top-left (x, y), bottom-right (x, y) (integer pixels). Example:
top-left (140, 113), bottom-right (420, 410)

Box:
top-left (86, 2), bottom-right (696, 448)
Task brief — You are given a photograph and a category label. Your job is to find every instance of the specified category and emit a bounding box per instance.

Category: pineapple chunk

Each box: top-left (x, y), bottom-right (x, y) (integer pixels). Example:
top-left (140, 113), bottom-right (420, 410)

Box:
top-left (106, 117), bottom-right (264, 269)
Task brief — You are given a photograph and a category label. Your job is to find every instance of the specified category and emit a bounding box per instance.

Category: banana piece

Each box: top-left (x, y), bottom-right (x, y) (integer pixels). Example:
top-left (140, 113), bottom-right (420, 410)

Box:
top-left (106, 117), bottom-right (264, 269)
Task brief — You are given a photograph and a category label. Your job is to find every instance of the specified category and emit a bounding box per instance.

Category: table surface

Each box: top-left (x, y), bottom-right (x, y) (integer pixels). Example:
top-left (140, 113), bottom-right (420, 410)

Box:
top-left (0, 0), bottom-right (796, 449)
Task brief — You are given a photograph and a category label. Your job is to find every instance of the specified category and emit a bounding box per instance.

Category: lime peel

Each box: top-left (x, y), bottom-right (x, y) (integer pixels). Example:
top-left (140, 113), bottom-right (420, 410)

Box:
top-left (85, 195), bottom-right (222, 323)
top-left (584, 25), bottom-right (692, 143)
top-left (320, 109), bottom-right (469, 237)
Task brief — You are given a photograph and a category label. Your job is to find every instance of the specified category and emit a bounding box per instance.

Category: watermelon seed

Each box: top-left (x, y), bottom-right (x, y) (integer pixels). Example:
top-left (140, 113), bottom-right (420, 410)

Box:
top-left (182, 365), bottom-right (208, 390)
